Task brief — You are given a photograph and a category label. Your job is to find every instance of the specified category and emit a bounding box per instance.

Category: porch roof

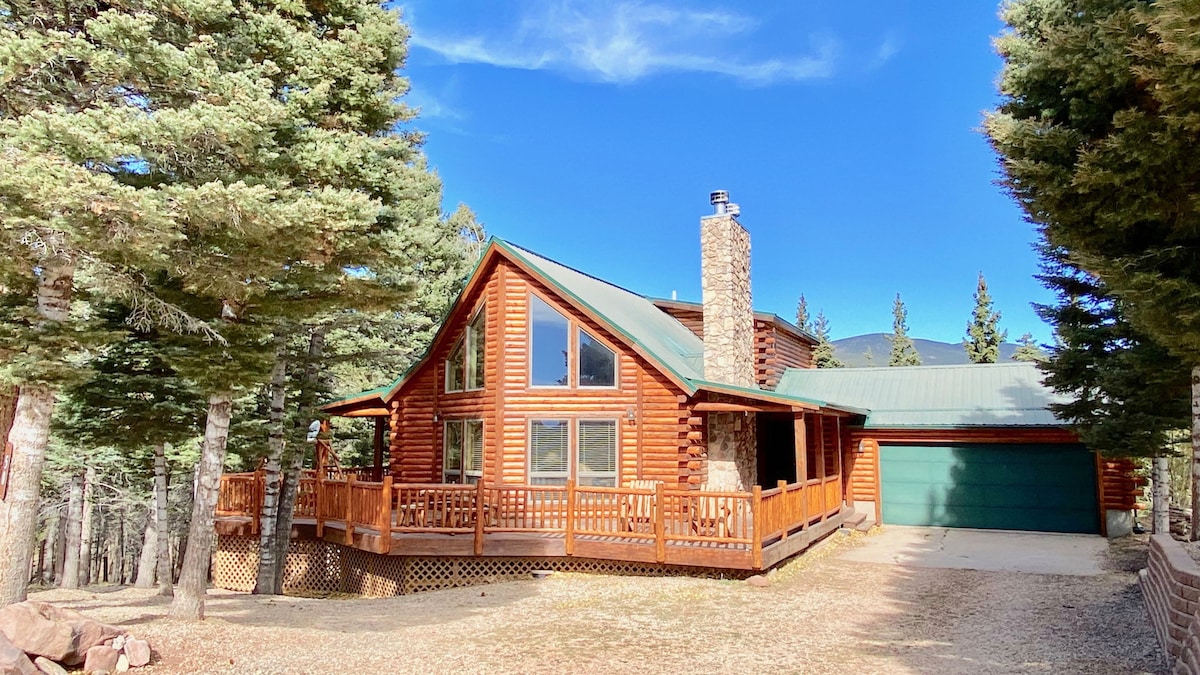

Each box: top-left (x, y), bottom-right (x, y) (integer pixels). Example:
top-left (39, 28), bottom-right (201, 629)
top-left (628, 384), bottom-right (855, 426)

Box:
top-left (775, 362), bottom-right (1069, 428)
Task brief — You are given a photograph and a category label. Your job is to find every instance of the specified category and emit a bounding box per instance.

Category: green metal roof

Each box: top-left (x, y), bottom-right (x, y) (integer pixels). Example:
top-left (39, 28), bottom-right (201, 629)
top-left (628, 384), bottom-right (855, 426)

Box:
top-left (775, 362), bottom-right (1069, 428)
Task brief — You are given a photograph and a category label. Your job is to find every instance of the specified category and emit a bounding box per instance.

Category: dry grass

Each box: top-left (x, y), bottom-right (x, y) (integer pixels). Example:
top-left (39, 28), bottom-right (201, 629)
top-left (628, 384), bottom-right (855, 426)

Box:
top-left (30, 530), bottom-right (1163, 674)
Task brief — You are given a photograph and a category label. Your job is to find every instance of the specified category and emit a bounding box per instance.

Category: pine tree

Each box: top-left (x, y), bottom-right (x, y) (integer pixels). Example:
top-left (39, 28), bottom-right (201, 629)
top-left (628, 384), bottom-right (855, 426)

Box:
top-left (795, 295), bottom-right (813, 334)
top-left (963, 273), bottom-right (1007, 364)
top-left (986, 0), bottom-right (1200, 536)
top-left (887, 294), bottom-right (922, 367)
top-left (1013, 333), bottom-right (1044, 362)
top-left (812, 312), bottom-right (844, 369)
top-left (1034, 245), bottom-right (1188, 530)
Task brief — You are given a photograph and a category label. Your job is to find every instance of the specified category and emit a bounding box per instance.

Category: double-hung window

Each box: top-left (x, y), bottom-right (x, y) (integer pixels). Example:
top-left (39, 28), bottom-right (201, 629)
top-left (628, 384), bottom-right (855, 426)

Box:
top-left (528, 294), bottom-right (617, 388)
top-left (446, 308), bottom-right (486, 392)
top-left (528, 419), bottom-right (618, 487)
top-left (443, 419), bottom-right (483, 484)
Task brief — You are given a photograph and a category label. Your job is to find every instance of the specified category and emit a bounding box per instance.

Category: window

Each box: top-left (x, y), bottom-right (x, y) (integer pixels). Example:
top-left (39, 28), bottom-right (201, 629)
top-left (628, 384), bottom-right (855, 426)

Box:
top-left (530, 295), bottom-right (569, 387)
top-left (528, 294), bottom-right (619, 389)
top-left (528, 419), bottom-right (617, 487)
top-left (443, 419), bottom-right (483, 483)
top-left (445, 306), bottom-right (485, 393)
top-left (468, 310), bottom-right (486, 389)
top-left (578, 330), bottom-right (616, 387)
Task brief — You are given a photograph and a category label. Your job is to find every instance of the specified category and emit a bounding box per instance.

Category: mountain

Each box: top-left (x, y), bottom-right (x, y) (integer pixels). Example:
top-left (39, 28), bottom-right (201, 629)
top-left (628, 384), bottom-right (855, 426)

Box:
top-left (831, 333), bottom-right (1022, 367)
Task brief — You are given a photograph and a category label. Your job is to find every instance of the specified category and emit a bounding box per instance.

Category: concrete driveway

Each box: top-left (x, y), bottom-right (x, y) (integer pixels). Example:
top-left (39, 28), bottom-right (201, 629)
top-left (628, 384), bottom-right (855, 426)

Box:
top-left (838, 526), bottom-right (1108, 576)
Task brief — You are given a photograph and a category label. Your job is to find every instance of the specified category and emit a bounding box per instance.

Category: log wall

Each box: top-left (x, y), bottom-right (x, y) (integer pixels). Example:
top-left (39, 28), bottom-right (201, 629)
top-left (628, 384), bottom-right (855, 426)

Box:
top-left (389, 258), bottom-right (694, 487)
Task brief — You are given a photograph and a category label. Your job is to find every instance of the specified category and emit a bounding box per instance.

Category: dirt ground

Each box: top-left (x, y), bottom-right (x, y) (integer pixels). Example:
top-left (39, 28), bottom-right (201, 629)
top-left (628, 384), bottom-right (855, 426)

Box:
top-left (30, 531), bottom-right (1165, 675)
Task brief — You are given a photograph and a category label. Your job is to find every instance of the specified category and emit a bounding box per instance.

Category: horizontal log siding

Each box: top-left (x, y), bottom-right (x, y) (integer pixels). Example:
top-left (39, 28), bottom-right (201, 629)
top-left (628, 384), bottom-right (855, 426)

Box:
top-left (773, 328), bottom-right (814, 371)
top-left (654, 307), bottom-right (813, 390)
top-left (1100, 458), bottom-right (1143, 511)
top-left (845, 433), bottom-right (879, 504)
top-left (659, 306), bottom-right (704, 338)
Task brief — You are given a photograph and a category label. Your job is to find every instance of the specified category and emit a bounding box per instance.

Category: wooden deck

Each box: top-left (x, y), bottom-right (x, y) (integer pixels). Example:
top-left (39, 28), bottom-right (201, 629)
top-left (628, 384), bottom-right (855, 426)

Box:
top-left (215, 473), bottom-right (847, 571)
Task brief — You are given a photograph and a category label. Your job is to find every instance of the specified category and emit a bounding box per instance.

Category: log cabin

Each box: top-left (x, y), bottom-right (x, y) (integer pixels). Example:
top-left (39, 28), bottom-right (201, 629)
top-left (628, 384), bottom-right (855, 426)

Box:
top-left (211, 191), bottom-right (1142, 596)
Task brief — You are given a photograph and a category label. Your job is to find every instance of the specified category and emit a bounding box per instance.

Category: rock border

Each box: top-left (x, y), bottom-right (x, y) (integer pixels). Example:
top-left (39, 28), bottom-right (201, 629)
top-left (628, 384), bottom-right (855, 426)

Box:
top-left (1140, 534), bottom-right (1200, 673)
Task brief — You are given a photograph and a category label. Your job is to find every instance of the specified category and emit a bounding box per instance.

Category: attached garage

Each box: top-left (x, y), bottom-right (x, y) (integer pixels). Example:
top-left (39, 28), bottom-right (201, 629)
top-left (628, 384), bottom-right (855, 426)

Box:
top-left (775, 363), bottom-right (1141, 537)
top-left (879, 443), bottom-right (1099, 534)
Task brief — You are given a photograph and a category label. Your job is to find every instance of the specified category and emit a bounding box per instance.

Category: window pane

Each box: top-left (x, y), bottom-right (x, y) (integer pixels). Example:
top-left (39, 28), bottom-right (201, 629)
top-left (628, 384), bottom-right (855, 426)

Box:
top-left (468, 310), bottom-right (486, 389)
top-left (580, 420), bottom-right (619, 478)
top-left (465, 420), bottom-right (484, 474)
top-left (443, 421), bottom-right (463, 482)
top-left (446, 342), bottom-right (465, 392)
top-left (530, 296), bottom-right (569, 386)
top-left (578, 330), bottom-right (616, 387)
top-left (530, 419), bottom-right (568, 473)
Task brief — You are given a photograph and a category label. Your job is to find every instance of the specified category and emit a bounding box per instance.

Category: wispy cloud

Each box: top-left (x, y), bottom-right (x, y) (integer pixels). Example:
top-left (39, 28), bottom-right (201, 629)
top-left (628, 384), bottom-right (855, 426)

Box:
top-left (408, 2), bottom-right (838, 85)
top-left (867, 31), bottom-right (902, 70)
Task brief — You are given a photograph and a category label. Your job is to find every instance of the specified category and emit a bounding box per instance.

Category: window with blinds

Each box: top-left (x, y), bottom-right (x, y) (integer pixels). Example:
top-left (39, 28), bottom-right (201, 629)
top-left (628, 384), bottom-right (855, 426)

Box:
top-left (529, 419), bottom-right (569, 485)
top-left (577, 420), bottom-right (617, 487)
top-left (528, 419), bottom-right (618, 487)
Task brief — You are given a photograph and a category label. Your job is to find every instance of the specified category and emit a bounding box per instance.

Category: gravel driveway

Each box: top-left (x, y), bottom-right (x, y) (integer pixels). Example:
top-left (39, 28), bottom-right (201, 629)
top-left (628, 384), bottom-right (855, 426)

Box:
top-left (29, 531), bottom-right (1165, 674)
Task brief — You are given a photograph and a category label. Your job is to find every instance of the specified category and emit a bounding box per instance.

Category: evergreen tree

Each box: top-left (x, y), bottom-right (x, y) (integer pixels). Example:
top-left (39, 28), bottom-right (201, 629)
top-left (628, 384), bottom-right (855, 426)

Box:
top-left (986, 0), bottom-right (1200, 535)
top-left (887, 294), bottom-right (922, 366)
top-left (812, 311), bottom-right (844, 369)
top-left (1013, 333), bottom-right (1045, 362)
top-left (795, 294), bottom-right (813, 334)
top-left (963, 273), bottom-right (1007, 363)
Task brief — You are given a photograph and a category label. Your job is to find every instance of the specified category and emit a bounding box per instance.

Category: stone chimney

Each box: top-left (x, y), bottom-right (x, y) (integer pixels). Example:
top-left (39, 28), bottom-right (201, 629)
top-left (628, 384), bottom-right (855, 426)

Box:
top-left (700, 190), bottom-right (755, 388)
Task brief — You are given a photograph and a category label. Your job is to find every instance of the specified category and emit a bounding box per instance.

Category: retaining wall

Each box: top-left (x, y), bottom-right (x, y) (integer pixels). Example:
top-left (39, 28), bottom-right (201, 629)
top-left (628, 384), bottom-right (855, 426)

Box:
top-left (1141, 534), bottom-right (1200, 673)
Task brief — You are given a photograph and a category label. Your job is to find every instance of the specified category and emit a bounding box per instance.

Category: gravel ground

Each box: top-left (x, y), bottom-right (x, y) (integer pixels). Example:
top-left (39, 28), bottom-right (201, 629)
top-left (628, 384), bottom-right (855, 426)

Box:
top-left (29, 531), bottom-right (1165, 675)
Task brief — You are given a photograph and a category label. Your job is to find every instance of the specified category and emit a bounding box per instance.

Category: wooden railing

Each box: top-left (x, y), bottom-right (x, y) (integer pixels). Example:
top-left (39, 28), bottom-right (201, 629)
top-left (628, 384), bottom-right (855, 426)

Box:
top-left (216, 473), bottom-right (845, 569)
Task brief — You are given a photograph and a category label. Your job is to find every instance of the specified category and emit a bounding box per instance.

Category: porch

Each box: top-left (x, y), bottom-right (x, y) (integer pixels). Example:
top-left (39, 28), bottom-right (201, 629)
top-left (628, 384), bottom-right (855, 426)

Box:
top-left (215, 472), bottom-right (848, 571)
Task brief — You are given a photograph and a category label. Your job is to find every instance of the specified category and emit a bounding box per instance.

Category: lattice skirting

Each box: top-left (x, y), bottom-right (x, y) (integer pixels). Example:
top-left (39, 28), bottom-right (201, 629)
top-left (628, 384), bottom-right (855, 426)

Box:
top-left (212, 535), bottom-right (752, 597)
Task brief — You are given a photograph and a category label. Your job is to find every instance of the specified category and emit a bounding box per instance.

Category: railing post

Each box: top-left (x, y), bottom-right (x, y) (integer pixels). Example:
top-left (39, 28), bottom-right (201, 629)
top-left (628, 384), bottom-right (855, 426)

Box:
top-left (315, 478), bottom-right (325, 538)
top-left (751, 485), bottom-right (763, 570)
top-left (565, 479), bottom-right (576, 556)
top-left (800, 480), bottom-right (809, 530)
top-left (473, 481), bottom-right (485, 556)
top-left (777, 480), bottom-right (788, 541)
top-left (345, 475), bottom-right (355, 545)
top-left (378, 476), bottom-right (393, 554)
top-left (252, 470), bottom-right (265, 535)
top-left (654, 482), bottom-right (666, 564)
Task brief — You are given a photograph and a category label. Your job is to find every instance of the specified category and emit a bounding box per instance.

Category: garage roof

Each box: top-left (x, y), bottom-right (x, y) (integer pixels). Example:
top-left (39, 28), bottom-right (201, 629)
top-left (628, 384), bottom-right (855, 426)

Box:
top-left (775, 362), bottom-right (1069, 428)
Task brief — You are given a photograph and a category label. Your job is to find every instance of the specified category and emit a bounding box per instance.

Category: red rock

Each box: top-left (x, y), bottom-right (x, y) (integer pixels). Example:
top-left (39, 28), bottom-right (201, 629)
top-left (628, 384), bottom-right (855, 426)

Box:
top-left (745, 574), bottom-right (770, 587)
top-left (0, 602), bottom-right (123, 667)
top-left (0, 631), bottom-right (37, 675)
top-left (32, 657), bottom-right (67, 675)
top-left (122, 639), bottom-right (150, 668)
top-left (83, 646), bottom-right (119, 674)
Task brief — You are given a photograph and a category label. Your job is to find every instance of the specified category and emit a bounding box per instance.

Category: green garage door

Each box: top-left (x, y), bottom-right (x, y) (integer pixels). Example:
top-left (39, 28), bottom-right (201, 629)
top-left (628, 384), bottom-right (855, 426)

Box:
top-left (880, 444), bottom-right (1098, 534)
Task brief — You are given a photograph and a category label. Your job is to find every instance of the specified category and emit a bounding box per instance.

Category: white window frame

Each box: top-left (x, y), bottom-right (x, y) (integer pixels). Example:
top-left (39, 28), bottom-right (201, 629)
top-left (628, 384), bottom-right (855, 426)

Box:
top-left (576, 328), bottom-right (618, 389)
top-left (443, 419), bottom-right (484, 484)
top-left (526, 417), bottom-right (619, 487)
top-left (445, 304), bottom-right (486, 393)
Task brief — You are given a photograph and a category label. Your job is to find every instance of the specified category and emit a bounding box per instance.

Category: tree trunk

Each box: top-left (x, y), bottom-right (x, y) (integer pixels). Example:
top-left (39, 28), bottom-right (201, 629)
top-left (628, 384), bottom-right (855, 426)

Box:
top-left (0, 261), bottom-right (74, 606)
top-left (153, 443), bottom-right (172, 596)
top-left (60, 474), bottom-right (84, 589)
top-left (269, 326), bottom-right (325, 593)
top-left (79, 467), bottom-right (95, 586)
top-left (40, 509), bottom-right (58, 584)
top-left (0, 386), bottom-right (16, 447)
top-left (134, 508), bottom-right (156, 588)
top-left (253, 336), bottom-right (288, 595)
top-left (169, 392), bottom-right (233, 620)
top-left (1154, 455), bottom-right (1171, 535)
top-left (1192, 365), bottom-right (1200, 540)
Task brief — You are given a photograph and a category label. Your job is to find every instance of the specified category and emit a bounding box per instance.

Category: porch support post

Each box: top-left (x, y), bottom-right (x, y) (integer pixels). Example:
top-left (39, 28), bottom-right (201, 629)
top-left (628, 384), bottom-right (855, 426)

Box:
top-left (372, 417), bottom-right (386, 482)
top-left (751, 485), bottom-right (763, 570)
top-left (565, 479), bottom-right (576, 556)
top-left (654, 481), bottom-right (666, 564)
top-left (473, 480), bottom-right (485, 556)
top-left (345, 475), bottom-right (355, 546)
top-left (816, 415), bottom-right (827, 520)
top-left (378, 476), bottom-right (392, 554)
top-left (794, 414), bottom-right (807, 483)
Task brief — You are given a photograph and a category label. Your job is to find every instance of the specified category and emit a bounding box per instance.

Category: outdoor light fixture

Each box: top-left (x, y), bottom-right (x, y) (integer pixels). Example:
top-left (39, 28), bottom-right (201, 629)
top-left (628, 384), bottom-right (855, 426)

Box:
top-left (856, 440), bottom-right (868, 455)
top-left (626, 406), bottom-right (636, 422)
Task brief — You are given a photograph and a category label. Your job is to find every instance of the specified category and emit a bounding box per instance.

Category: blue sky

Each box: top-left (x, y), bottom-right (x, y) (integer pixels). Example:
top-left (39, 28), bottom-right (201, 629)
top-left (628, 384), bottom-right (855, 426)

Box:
top-left (398, 1), bottom-right (1046, 345)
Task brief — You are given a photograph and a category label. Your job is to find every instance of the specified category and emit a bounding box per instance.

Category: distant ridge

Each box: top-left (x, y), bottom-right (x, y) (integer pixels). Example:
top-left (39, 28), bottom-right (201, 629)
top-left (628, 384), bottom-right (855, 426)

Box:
top-left (831, 333), bottom-right (1021, 367)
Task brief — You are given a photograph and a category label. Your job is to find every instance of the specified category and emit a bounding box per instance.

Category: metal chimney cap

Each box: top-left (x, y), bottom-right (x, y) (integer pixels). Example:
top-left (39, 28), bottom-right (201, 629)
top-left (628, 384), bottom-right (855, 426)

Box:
top-left (709, 190), bottom-right (729, 205)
